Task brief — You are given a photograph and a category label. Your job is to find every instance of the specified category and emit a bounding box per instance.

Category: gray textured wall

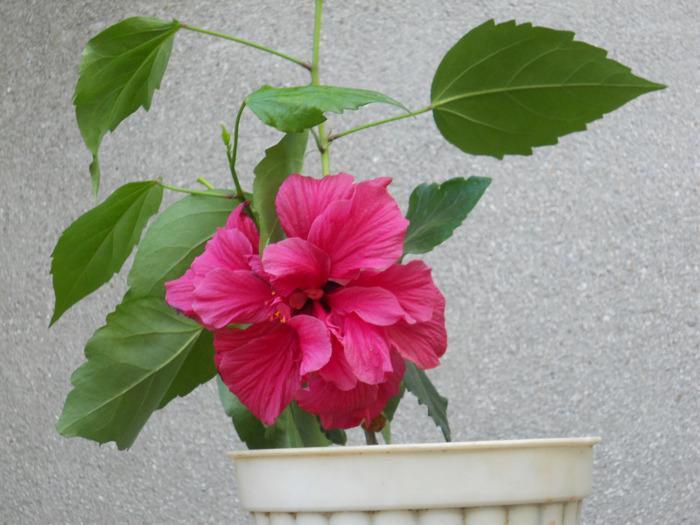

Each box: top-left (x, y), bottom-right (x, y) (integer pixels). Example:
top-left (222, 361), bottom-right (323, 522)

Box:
top-left (1, 1), bottom-right (697, 523)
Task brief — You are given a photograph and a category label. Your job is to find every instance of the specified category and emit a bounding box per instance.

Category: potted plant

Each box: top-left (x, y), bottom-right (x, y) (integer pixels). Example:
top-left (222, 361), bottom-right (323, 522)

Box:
top-left (51, 1), bottom-right (663, 523)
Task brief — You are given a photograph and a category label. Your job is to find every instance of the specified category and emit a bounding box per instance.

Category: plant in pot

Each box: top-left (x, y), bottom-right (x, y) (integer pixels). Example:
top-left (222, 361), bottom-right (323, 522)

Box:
top-left (51, 2), bottom-right (664, 523)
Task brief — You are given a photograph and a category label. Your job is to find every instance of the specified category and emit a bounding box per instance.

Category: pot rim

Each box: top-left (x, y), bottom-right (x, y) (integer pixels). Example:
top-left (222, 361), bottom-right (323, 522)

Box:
top-left (228, 436), bottom-right (601, 459)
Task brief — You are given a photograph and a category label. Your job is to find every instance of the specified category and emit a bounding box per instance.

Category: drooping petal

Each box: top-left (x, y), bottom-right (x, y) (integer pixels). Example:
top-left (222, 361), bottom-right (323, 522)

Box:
top-left (276, 173), bottom-right (355, 239)
top-left (164, 268), bottom-right (198, 318)
top-left (287, 315), bottom-right (332, 376)
top-left (308, 178), bottom-right (408, 279)
top-left (215, 322), bottom-right (302, 425)
top-left (316, 336), bottom-right (358, 391)
top-left (297, 376), bottom-right (378, 429)
top-left (193, 268), bottom-right (282, 329)
top-left (353, 260), bottom-right (439, 324)
top-left (339, 313), bottom-right (393, 384)
top-left (225, 203), bottom-right (260, 252)
top-left (326, 286), bottom-right (404, 326)
top-left (262, 237), bottom-right (330, 297)
top-left (298, 350), bottom-right (405, 429)
top-left (386, 291), bottom-right (447, 369)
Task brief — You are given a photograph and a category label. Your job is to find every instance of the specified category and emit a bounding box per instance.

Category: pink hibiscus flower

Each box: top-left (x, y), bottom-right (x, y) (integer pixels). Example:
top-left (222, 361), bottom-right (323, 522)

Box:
top-left (165, 173), bottom-right (447, 428)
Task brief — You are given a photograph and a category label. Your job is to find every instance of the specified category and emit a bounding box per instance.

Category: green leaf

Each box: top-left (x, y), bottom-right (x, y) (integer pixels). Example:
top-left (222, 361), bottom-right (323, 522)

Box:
top-left (158, 328), bottom-right (216, 409)
top-left (246, 84), bottom-right (407, 133)
top-left (217, 379), bottom-right (333, 450)
top-left (74, 17), bottom-right (180, 194)
top-left (403, 177), bottom-right (491, 255)
top-left (263, 403), bottom-right (332, 448)
top-left (403, 361), bottom-right (451, 442)
top-left (380, 382), bottom-right (405, 445)
top-left (217, 376), bottom-right (270, 450)
top-left (263, 404), bottom-right (306, 448)
top-left (383, 382), bottom-right (406, 423)
top-left (380, 422), bottom-right (392, 445)
top-left (252, 132), bottom-right (309, 253)
top-left (50, 180), bottom-right (163, 325)
top-left (127, 193), bottom-right (238, 297)
top-left (286, 403), bottom-right (333, 447)
top-left (431, 19), bottom-right (666, 158)
top-left (56, 295), bottom-right (208, 450)
top-left (323, 427), bottom-right (348, 446)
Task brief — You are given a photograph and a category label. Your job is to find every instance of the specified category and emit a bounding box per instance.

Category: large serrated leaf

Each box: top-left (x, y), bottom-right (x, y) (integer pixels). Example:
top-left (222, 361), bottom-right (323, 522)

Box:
top-left (128, 193), bottom-right (238, 297)
top-left (252, 132), bottom-right (309, 253)
top-left (74, 17), bottom-right (180, 195)
top-left (403, 361), bottom-right (451, 442)
top-left (246, 85), bottom-right (407, 133)
top-left (431, 19), bottom-right (665, 158)
top-left (50, 180), bottom-right (163, 325)
top-left (56, 295), bottom-right (208, 450)
top-left (403, 177), bottom-right (491, 255)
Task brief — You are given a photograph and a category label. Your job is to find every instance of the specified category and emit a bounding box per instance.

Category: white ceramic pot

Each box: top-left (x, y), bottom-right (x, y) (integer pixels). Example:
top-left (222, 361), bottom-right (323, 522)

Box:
top-left (231, 437), bottom-right (600, 524)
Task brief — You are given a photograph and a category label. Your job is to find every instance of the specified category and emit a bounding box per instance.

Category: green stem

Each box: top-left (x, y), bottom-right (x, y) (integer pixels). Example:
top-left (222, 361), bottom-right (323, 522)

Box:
top-left (364, 429), bottom-right (379, 445)
top-left (328, 106), bottom-right (433, 143)
top-left (181, 23), bottom-right (311, 70)
top-left (158, 181), bottom-right (235, 199)
top-left (311, 0), bottom-right (330, 176)
top-left (228, 102), bottom-right (247, 200)
top-left (311, 1), bottom-right (323, 81)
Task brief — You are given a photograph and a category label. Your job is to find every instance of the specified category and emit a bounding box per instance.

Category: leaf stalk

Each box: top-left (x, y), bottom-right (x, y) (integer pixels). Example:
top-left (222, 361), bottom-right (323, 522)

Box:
top-left (180, 23), bottom-right (311, 70)
top-left (228, 102), bottom-right (247, 201)
top-left (328, 105), bottom-right (433, 143)
top-left (157, 181), bottom-right (235, 199)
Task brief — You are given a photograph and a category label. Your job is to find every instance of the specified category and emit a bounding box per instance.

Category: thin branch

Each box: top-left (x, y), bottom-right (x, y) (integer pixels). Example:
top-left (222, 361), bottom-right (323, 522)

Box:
top-left (181, 23), bottom-right (311, 70)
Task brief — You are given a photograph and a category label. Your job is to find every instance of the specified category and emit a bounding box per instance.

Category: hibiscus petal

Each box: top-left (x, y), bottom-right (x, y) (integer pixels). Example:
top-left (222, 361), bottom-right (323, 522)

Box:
top-left (364, 177), bottom-right (392, 189)
top-left (340, 313), bottom-right (393, 384)
top-left (309, 303), bottom-right (359, 390)
top-left (308, 178), bottom-right (408, 279)
top-left (215, 323), bottom-right (301, 425)
top-left (386, 291), bottom-right (447, 369)
top-left (262, 238), bottom-right (330, 297)
top-left (193, 268), bottom-right (281, 329)
top-left (287, 315), bottom-right (332, 376)
top-left (316, 336), bottom-right (358, 391)
top-left (191, 227), bottom-right (254, 277)
top-left (164, 268), bottom-right (197, 318)
top-left (225, 203), bottom-right (260, 252)
top-left (297, 377), bottom-right (378, 429)
top-left (298, 350), bottom-right (405, 430)
top-left (276, 173), bottom-right (355, 239)
top-left (326, 286), bottom-right (404, 326)
top-left (353, 260), bottom-right (439, 323)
